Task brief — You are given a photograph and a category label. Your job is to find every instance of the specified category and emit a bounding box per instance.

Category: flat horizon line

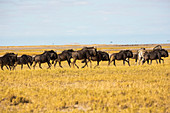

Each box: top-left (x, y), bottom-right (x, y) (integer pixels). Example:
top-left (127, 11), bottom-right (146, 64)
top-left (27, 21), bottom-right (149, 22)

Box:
top-left (0, 43), bottom-right (170, 47)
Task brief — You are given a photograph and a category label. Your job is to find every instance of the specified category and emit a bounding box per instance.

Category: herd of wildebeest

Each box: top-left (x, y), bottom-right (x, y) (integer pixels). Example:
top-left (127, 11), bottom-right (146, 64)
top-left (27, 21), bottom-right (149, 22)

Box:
top-left (0, 45), bottom-right (169, 70)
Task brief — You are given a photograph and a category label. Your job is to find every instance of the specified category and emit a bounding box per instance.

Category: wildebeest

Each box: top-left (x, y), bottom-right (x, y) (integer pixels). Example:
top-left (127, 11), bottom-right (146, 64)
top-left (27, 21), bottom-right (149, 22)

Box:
top-left (33, 50), bottom-right (57, 69)
top-left (54, 49), bottom-right (74, 68)
top-left (143, 49), bottom-right (169, 64)
top-left (0, 53), bottom-right (18, 70)
top-left (152, 45), bottom-right (168, 64)
top-left (109, 50), bottom-right (133, 66)
top-left (15, 54), bottom-right (33, 69)
top-left (143, 51), bottom-right (161, 64)
top-left (82, 51), bottom-right (110, 68)
top-left (71, 47), bottom-right (97, 68)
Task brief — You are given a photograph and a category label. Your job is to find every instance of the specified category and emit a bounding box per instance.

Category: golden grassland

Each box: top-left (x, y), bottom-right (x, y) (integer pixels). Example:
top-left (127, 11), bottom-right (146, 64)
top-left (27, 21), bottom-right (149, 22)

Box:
top-left (0, 44), bottom-right (170, 113)
top-left (0, 58), bottom-right (170, 113)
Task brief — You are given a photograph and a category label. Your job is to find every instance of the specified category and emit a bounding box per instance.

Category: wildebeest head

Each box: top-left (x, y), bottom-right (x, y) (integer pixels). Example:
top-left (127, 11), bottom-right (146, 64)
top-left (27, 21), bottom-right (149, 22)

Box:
top-left (160, 49), bottom-right (169, 57)
top-left (52, 52), bottom-right (58, 59)
top-left (126, 50), bottom-right (133, 58)
top-left (101, 52), bottom-right (110, 61)
top-left (49, 52), bottom-right (57, 59)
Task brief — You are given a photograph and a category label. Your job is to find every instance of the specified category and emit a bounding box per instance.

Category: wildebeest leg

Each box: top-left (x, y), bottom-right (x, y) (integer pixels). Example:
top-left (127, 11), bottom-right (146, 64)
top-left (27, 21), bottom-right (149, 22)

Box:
top-left (59, 61), bottom-right (63, 68)
top-left (108, 61), bottom-right (110, 66)
top-left (39, 63), bottom-right (42, 69)
top-left (135, 58), bottom-right (137, 65)
top-left (138, 59), bottom-right (141, 65)
top-left (27, 63), bottom-right (31, 69)
top-left (54, 60), bottom-right (57, 68)
top-left (126, 60), bottom-right (130, 66)
top-left (81, 59), bottom-right (89, 68)
top-left (13, 65), bottom-right (16, 70)
top-left (85, 59), bottom-right (92, 68)
top-left (123, 60), bottom-right (125, 65)
top-left (113, 60), bottom-right (116, 66)
top-left (82, 60), bottom-right (88, 68)
top-left (94, 61), bottom-right (99, 68)
top-left (108, 60), bottom-right (112, 65)
top-left (75, 64), bottom-right (79, 68)
top-left (67, 60), bottom-right (71, 68)
top-left (21, 64), bottom-right (23, 70)
top-left (1, 65), bottom-right (4, 70)
top-left (14, 63), bottom-right (18, 70)
top-left (142, 60), bottom-right (144, 65)
top-left (147, 60), bottom-right (149, 64)
top-left (7, 65), bottom-right (11, 71)
top-left (128, 61), bottom-right (130, 66)
top-left (124, 59), bottom-right (130, 66)
top-left (159, 59), bottom-right (161, 64)
top-left (150, 60), bottom-right (152, 65)
top-left (5, 65), bottom-right (9, 70)
top-left (52, 60), bottom-right (54, 64)
top-left (156, 60), bottom-right (158, 64)
top-left (72, 58), bottom-right (79, 68)
top-left (138, 57), bottom-right (142, 65)
top-left (47, 62), bottom-right (51, 69)
top-left (161, 59), bottom-right (164, 64)
top-left (33, 62), bottom-right (37, 69)
top-left (74, 60), bottom-right (79, 68)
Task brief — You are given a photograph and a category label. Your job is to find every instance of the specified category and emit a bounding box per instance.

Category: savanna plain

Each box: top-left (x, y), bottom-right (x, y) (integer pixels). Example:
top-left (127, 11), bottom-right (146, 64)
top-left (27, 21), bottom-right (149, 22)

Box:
top-left (0, 44), bottom-right (170, 113)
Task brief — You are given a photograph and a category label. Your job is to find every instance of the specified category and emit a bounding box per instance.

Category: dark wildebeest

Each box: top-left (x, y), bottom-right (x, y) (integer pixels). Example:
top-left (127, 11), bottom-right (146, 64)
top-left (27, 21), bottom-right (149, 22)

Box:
top-left (14, 54), bottom-right (33, 69)
top-left (109, 50), bottom-right (133, 66)
top-left (71, 47), bottom-right (97, 68)
top-left (82, 51), bottom-right (110, 68)
top-left (143, 49), bottom-right (169, 64)
top-left (143, 51), bottom-right (161, 64)
top-left (54, 49), bottom-right (74, 68)
top-left (0, 53), bottom-right (17, 70)
top-left (33, 50), bottom-right (57, 69)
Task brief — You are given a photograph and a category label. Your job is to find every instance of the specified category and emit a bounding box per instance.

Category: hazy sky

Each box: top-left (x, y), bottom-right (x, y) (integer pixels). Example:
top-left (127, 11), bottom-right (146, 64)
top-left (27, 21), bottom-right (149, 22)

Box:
top-left (0, 0), bottom-right (170, 46)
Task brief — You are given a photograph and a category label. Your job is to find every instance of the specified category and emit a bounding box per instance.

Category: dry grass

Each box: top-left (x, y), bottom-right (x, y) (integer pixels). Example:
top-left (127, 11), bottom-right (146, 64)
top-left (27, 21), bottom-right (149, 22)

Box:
top-left (0, 45), bottom-right (169, 113)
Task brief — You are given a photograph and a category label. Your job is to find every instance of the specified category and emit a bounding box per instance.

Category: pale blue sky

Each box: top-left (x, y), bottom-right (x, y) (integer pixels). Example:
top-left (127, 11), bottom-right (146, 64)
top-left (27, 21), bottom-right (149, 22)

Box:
top-left (0, 0), bottom-right (170, 46)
